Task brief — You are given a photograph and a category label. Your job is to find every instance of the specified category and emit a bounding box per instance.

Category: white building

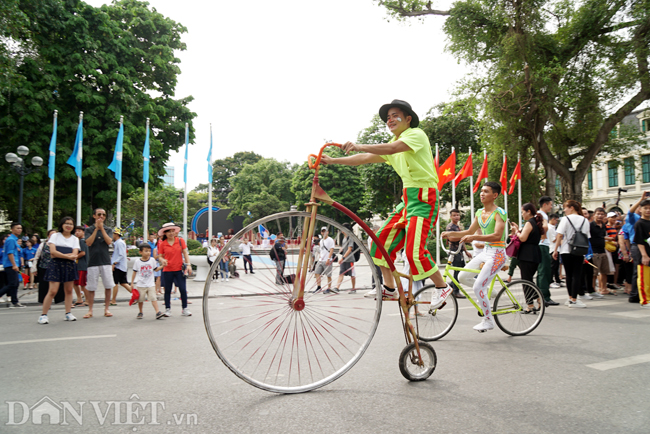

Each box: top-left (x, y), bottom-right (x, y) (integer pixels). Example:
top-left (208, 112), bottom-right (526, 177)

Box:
top-left (582, 108), bottom-right (650, 213)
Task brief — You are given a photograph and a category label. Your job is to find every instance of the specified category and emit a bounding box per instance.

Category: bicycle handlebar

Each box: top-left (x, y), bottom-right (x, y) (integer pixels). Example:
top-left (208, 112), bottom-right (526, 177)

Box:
top-left (440, 241), bottom-right (464, 256)
top-left (308, 143), bottom-right (342, 170)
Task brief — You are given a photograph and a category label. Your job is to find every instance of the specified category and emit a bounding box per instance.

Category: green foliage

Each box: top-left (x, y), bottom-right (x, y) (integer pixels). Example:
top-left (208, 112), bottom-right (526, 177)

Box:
top-left (228, 158), bottom-right (297, 222)
top-left (186, 238), bottom-right (202, 250)
top-left (122, 185), bottom-right (183, 230)
top-left (211, 151), bottom-right (263, 204)
top-left (291, 147), bottom-right (368, 222)
top-left (0, 0), bottom-right (196, 232)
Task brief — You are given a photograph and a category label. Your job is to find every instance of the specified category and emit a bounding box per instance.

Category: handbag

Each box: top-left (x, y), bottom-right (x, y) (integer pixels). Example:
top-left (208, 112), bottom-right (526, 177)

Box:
top-left (605, 241), bottom-right (617, 253)
top-left (505, 235), bottom-right (521, 258)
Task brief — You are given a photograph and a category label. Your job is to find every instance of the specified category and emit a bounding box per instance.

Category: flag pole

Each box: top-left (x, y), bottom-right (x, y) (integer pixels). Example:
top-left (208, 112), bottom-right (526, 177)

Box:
top-left (503, 150), bottom-right (508, 217)
top-left (143, 118), bottom-right (150, 240)
top-left (117, 115), bottom-right (123, 228)
top-left (183, 122), bottom-right (188, 240)
top-left (469, 147), bottom-right (474, 219)
top-left (47, 110), bottom-right (57, 230)
top-left (208, 123), bottom-right (213, 241)
top-left (517, 152), bottom-right (522, 228)
top-left (451, 146), bottom-right (456, 209)
top-left (436, 143), bottom-right (440, 266)
top-left (77, 111), bottom-right (83, 226)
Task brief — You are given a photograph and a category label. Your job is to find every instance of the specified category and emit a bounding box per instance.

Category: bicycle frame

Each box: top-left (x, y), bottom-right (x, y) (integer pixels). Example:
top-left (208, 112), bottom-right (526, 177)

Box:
top-left (291, 144), bottom-right (421, 355)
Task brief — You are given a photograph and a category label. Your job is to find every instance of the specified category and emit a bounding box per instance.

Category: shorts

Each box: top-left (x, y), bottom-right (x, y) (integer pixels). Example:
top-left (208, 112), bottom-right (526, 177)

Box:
top-left (113, 268), bottom-right (129, 285)
top-left (74, 270), bottom-right (87, 287)
top-left (137, 286), bottom-right (157, 303)
top-left (592, 253), bottom-right (611, 275)
top-left (314, 261), bottom-right (332, 277)
top-left (86, 265), bottom-right (115, 292)
top-left (370, 187), bottom-right (439, 281)
top-left (339, 261), bottom-right (354, 276)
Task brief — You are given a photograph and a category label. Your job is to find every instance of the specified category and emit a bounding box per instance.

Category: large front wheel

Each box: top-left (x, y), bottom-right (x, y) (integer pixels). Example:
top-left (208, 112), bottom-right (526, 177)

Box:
top-left (203, 211), bottom-right (383, 393)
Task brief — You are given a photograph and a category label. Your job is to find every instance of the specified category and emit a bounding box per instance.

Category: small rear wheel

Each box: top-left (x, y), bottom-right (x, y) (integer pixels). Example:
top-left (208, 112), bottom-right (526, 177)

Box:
top-left (409, 284), bottom-right (458, 341)
top-left (399, 341), bottom-right (437, 381)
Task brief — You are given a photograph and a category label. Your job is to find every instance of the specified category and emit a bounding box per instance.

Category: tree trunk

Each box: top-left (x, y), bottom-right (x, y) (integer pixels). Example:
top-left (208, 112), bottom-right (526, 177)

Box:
top-left (545, 165), bottom-right (556, 200)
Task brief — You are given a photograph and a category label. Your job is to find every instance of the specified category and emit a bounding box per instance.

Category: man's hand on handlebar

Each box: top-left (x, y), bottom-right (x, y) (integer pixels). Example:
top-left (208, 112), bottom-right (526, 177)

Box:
top-left (342, 141), bottom-right (359, 154)
top-left (460, 234), bottom-right (476, 244)
top-left (321, 155), bottom-right (333, 165)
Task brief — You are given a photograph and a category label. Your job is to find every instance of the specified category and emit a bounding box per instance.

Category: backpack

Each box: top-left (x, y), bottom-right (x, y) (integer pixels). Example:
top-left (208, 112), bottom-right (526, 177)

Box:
top-left (353, 241), bottom-right (361, 262)
top-left (566, 217), bottom-right (589, 256)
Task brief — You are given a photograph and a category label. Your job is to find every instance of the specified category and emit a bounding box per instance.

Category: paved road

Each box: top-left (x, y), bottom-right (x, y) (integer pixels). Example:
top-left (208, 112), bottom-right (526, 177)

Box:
top-left (1, 268), bottom-right (649, 433)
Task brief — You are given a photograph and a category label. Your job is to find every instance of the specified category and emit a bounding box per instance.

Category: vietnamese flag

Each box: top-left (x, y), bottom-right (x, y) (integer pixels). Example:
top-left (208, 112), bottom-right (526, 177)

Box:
top-left (437, 150), bottom-right (456, 190)
top-left (434, 145), bottom-right (439, 172)
top-left (499, 155), bottom-right (508, 194)
top-left (473, 155), bottom-right (488, 193)
top-left (508, 159), bottom-right (521, 195)
top-left (454, 151), bottom-right (473, 187)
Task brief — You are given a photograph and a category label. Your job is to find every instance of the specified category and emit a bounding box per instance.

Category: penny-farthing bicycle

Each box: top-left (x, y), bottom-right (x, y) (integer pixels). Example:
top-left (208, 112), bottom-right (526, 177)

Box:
top-left (203, 143), bottom-right (437, 393)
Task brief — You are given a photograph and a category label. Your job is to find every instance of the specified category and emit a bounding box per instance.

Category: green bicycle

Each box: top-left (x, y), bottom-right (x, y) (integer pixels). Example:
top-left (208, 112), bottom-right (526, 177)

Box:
top-left (409, 244), bottom-right (545, 340)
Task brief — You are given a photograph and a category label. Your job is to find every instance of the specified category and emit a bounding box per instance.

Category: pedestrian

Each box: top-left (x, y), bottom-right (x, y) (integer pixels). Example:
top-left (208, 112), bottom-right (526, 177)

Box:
top-left (147, 232), bottom-right (163, 296)
top-left (34, 229), bottom-right (64, 305)
top-left (218, 238), bottom-right (230, 282)
top-left (606, 211), bottom-right (622, 290)
top-left (84, 208), bottom-right (116, 319)
top-left (445, 209), bottom-right (472, 298)
top-left (109, 228), bottom-right (132, 305)
top-left (38, 217), bottom-right (79, 324)
top-left (207, 238), bottom-right (219, 281)
top-left (130, 244), bottom-right (164, 319)
top-left (157, 222), bottom-right (192, 317)
top-left (548, 214), bottom-right (563, 288)
top-left (239, 238), bottom-right (254, 274)
top-left (332, 223), bottom-right (357, 294)
top-left (634, 199), bottom-right (650, 307)
top-left (589, 208), bottom-right (613, 297)
top-left (619, 220), bottom-right (635, 295)
top-left (22, 240), bottom-right (37, 289)
top-left (536, 196), bottom-right (559, 306)
top-left (509, 203), bottom-right (545, 312)
top-left (73, 226), bottom-right (89, 307)
top-left (271, 234), bottom-right (287, 285)
top-left (0, 234), bottom-right (8, 305)
top-left (314, 227), bottom-right (334, 292)
top-left (0, 222), bottom-right (26, 308)
top-left (552, 200), bottom-right (590, 308)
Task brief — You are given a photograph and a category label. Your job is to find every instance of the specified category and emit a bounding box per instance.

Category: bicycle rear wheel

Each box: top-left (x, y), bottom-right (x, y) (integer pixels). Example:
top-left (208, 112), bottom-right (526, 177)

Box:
top-left (203, 211), bottom-right (383, 393)
top-left (409, 284), bottom-right (458, 341)
top-left (493, 279), bottom-right (545, 336)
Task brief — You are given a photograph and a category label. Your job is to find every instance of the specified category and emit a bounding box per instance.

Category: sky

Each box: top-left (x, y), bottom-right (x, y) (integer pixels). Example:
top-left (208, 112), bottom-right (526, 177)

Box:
top-left (86, 0), bottom-right (465, 190)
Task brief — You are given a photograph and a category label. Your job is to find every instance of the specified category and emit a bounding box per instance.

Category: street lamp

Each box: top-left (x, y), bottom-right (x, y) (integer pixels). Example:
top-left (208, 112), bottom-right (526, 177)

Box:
top-left (4, 146), bottom-right (43, 224)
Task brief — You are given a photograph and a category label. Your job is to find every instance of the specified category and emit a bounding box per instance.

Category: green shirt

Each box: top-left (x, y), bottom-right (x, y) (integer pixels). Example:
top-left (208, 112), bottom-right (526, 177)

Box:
top-left (380, 128), bottom-right (438, 189)
top-left (476, 207), bottom-right (508, 248)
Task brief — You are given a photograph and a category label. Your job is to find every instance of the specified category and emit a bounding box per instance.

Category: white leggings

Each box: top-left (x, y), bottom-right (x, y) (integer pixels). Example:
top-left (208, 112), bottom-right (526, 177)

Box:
top-left (457, 246), bottom-right (506, 321)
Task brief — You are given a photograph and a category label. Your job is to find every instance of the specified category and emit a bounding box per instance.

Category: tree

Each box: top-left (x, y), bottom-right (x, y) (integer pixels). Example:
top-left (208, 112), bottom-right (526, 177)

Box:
top-left (0, 0), bottom-right (196, 232)
top-left (228, 158), bottom-right (296, 221)
top-left (122, 185), bottom-right (183, 231)
top-left (291, 147), bottom-right (368, 222)
top-left (211, 151), bottom-right (263, 204)
top-left (378, 0), bottom-right (650, 202)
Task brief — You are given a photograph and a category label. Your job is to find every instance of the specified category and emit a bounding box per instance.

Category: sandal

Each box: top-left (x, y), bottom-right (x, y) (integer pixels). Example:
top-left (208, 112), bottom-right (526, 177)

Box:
top-left (83, 312), bottom-right (93, 319)
top-left (109, 302), bottom-right (117, 306)
top-left (74, 302), bottom-right (84, 307)
top-left (104, 312), bottom-right (113, 317)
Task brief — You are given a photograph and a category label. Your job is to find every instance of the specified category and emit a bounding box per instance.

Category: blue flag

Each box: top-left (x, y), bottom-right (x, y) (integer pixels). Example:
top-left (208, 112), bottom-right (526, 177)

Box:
top-left (66, 120), bottom-right (83, 178)
top-left (108, 123), bottom-right (124, 182)
top-left (207, 129), bottom-right (213, 183)
top-left (183, 125), bottom-right (189, 183)
top-left (142, 123), bottom-right (150, 184)
top-left (259, 225), bottom-right (269, 239)
top-left (48, 115), bottom-right (57, 180)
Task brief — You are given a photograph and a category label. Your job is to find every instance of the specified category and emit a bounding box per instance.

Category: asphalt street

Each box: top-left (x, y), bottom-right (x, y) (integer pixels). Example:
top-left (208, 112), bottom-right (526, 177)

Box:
top-left (1, 267), bottom-right (649, 434)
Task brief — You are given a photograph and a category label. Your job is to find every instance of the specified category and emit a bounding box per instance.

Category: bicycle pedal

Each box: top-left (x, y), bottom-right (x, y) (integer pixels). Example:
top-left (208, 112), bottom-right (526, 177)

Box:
top-left (477, 329), bottom-right (487, 333)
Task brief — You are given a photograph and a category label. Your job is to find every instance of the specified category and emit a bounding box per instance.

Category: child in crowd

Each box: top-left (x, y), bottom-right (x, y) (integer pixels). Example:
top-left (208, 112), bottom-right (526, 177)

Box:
top-left (634, 199), bottom-right (650, 308)
top-left (73, 226), bottom-right (89, 307)
top-left (131, 244), bottom-right (165, 319)
top-left (22, 240), bottom-right (37, 289)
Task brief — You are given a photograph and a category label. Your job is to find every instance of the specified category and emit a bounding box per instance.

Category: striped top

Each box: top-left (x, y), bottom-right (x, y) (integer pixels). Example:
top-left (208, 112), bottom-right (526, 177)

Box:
top-left (476, 207), bottom-right (508, 248)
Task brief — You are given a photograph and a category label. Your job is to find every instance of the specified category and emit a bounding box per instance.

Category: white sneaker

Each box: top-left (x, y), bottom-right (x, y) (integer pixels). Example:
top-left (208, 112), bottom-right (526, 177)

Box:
top-left (38, 315), bottom-right (49, 324)
top-left (564, 299), bottom-right (571, 306)
top-left (364, 288), bottom-right (377, 298)
top-left (550, 283), bottom-right (561, 289)
top-left (164, 308), bottom-right (172, 317)
top-left (590, 292), bottom-right (605, 299)
top-left (381, 288), bottom-right (399, 300)
top-left (569, 300), bottom-right (587, 308)
top-left (473, 318), bottom-right (495, 332)
top-left (430, 285), bottom-right (453, 310)
top-left (641, 303), bottom-right (650, 309)
top-left (182, 308), bottom-right (192, 316)
top-left (221, 278), bottom-right (225, 282)
top-left (577, 294), bottom-right (592, 300)
top-left (225, 277), bottom-right (229, 281)
top-left (64, 312), bottom-right (77, 321)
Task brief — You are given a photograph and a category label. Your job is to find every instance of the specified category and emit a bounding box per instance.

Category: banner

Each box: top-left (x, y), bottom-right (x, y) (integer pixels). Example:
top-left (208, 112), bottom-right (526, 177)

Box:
top-left (454, 151), bottom-right (473, 187)
top-left (108, 122), bottom-right (124, 181)
top-left (437, 150), bottom-right (456, 190)
top-left (66, 120), bottom-right (83, 178)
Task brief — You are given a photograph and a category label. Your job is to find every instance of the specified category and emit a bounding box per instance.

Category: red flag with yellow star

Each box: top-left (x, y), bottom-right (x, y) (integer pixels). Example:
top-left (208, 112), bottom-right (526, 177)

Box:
top-left (454, 151), bottom-right (473, 187)
top-left (499, 155), bottom-right (508, 194)
top-left (508, 159), bottom-right (521, 195)
top-left (437, 150), bottom-right (456, 191)
top-left (473, 155), bottom-right (488, 193)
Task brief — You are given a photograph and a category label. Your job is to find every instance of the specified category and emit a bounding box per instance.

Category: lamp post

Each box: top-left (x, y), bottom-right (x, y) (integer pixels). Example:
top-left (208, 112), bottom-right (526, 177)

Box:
top-left (5, 146), bottom-right (43, 224)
